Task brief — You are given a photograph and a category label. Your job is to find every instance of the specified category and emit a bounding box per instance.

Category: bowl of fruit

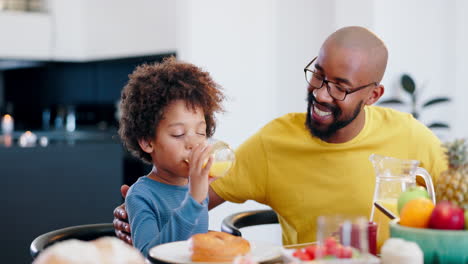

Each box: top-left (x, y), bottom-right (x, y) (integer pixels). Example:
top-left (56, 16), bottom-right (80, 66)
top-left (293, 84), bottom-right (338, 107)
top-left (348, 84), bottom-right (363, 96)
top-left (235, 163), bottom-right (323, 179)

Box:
top-left (388, 138), bottom-right (468, 263)
top-left (390, 199), bottom-right (468, 263)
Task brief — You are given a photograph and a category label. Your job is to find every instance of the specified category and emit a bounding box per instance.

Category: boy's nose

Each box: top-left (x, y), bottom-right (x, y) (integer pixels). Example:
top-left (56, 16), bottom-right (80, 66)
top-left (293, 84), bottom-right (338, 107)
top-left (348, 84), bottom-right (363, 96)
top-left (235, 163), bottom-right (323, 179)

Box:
top-left (185, 136), bottom-right (204, 150)
top-left (186, 141), bottom-right (195, 150)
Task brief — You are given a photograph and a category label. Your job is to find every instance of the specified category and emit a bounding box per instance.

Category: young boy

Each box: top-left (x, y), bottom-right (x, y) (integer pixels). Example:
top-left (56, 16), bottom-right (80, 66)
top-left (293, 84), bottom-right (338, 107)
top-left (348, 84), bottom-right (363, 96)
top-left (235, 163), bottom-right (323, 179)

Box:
top-left (118, 57), bottom-right (225, 256)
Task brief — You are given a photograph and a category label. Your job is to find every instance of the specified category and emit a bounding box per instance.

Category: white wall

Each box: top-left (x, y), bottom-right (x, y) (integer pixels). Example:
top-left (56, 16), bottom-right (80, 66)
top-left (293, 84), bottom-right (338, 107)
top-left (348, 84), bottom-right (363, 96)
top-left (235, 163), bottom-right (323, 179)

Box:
top-left (373, 0), bottom-right (457, 140)
top-left (333, 0), bottom-right (375, 29)
top-left (175, 0), bottom-right (467, 243)
top-left (273, 1), bottom-right (335, 116)
top-left (176, 0), bottom-right (277, 149)
top-left (453, 0), bottom-right (468, 139)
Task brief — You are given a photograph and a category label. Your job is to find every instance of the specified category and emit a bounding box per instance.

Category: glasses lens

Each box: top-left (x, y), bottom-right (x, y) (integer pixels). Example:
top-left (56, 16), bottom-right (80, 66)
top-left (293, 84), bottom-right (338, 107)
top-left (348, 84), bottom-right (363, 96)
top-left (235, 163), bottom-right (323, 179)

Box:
top-left (327, 83), bottom-right (346, 101)
top-left (306, 71), bottom-right (323, 89)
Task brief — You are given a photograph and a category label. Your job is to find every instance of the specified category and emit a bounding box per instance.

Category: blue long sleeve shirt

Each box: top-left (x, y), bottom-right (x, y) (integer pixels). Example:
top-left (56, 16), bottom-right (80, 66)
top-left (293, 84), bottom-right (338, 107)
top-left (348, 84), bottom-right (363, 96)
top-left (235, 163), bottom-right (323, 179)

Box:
top-left (125, 176), bottom-right (208, 256)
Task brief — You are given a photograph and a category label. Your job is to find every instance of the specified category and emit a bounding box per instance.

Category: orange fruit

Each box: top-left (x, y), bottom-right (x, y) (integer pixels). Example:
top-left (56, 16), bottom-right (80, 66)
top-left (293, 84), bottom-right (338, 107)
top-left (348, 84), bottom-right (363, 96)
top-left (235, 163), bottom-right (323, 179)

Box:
top-left (399, 197), bottom-right (435, 228)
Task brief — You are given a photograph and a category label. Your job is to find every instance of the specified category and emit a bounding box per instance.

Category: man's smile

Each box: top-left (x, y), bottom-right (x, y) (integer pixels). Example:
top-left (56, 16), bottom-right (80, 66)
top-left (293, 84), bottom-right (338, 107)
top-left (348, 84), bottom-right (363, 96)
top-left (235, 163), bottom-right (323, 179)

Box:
top-left (313, 104), bottom-right (333, 117)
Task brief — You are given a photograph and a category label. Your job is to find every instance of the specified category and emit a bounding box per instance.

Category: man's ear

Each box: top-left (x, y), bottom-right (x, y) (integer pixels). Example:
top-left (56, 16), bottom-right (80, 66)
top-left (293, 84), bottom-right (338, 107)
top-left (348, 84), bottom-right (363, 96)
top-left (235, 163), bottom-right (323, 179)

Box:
top-left (138, 138), bottom-right (154, 153)
top-left (365, 84), bottom-right (385, 105)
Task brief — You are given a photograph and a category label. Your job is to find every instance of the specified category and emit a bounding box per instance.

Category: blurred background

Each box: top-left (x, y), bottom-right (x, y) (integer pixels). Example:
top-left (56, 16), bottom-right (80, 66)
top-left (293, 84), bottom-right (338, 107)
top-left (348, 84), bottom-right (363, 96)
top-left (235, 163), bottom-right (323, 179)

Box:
top-left (1, 0), bottom-right (467, 262)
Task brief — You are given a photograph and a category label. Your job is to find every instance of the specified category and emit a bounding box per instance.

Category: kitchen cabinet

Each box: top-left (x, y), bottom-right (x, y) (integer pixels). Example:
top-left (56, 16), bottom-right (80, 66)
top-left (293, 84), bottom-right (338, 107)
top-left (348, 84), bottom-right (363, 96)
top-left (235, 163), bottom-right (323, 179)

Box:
top-left (0, 142), bottom-right (124, 263)
top-left (0, 0), bottom-right (176, 61)
top-left (2, 53), bottom-right (171, 131)
top-left (0, 10), bottom-right (52, 60)
top-left (50, 0), bottom-right (177, 61)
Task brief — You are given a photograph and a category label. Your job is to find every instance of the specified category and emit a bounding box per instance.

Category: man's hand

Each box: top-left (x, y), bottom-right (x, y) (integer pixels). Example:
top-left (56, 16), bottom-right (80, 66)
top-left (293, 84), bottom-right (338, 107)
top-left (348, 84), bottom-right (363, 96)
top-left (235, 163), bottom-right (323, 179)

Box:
top-left (113, 185), bottom-right (132, 245)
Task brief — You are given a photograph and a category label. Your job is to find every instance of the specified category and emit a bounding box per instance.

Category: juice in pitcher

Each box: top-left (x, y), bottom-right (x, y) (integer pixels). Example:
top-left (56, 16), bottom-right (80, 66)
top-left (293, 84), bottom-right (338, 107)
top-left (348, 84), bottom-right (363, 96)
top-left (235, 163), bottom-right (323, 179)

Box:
top-left (369, 154), bottom-right (435, 253)
top-left (372, 198), bottom-right (398, 252)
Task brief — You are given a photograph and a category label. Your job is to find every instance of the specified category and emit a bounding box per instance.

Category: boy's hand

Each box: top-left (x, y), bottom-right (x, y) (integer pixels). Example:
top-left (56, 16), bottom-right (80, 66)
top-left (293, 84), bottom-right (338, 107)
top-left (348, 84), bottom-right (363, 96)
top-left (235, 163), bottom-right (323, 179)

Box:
top-left (188, 143), bottom-right (213, 203)
top-left (112, 184), bottom-right (132, 245)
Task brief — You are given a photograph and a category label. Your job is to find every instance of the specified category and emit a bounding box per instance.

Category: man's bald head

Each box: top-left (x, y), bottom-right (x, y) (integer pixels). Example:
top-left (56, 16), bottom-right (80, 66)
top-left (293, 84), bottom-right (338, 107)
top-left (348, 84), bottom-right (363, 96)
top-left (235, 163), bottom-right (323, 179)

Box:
top-left (321, 26), bottom-right (388, 82)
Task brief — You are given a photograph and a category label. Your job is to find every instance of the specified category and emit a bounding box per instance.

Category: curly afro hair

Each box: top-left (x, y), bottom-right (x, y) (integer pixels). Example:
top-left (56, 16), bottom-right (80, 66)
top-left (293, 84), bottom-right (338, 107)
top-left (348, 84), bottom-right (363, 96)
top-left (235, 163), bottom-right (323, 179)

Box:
top-left (118, 57), bottom-right (225, 164)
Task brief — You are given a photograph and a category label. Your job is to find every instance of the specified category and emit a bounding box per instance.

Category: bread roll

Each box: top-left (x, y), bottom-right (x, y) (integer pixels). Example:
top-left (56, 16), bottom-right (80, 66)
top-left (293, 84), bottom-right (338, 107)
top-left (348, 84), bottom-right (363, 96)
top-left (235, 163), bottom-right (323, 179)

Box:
top-left (189, 231), bottom-right (250, 262)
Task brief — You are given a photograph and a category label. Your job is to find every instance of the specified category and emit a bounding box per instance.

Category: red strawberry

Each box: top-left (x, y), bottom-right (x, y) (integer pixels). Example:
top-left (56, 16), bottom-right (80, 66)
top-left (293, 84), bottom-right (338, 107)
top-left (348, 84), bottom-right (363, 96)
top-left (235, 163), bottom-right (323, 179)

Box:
top-left (315, 245), bottom-right (326, 259)
top-left (325, 243), bottom-right (338, 257)
top-left (304, 245), bottom-right (317, 260)
top-left (340, 246), bottom-right (353, 259)
top-left (293, 248), bottom-right (312, 261)
top-left (325, 237), bottom-right (337, 248)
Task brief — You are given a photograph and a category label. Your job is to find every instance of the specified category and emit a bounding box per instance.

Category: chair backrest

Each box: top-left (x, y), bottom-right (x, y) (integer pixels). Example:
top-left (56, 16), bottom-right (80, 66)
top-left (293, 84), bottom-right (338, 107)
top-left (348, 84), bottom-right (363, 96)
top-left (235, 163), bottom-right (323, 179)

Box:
top-left (30, 223), bottom-right (115, 259)
top-left (221, 209), bottom-right (279, 237)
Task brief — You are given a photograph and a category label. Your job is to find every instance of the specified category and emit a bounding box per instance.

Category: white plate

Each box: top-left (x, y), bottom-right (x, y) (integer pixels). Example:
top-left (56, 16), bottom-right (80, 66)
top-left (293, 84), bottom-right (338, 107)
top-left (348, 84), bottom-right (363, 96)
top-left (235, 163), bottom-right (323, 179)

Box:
top-left (148, 240), bottom-right (282, 264)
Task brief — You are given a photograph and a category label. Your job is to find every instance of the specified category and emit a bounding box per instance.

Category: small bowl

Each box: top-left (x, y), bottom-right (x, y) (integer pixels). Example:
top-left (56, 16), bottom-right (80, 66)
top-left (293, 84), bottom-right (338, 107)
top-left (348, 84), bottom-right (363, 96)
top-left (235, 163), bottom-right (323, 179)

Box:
top-left (389, 219), bottom-right (468, 264)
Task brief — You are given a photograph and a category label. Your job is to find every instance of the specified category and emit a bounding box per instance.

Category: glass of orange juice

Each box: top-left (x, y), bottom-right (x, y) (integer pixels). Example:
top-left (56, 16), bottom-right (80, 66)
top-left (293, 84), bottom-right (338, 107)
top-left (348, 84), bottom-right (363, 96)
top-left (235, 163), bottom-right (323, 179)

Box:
top-left (207, 138), bottom-right (235, 178)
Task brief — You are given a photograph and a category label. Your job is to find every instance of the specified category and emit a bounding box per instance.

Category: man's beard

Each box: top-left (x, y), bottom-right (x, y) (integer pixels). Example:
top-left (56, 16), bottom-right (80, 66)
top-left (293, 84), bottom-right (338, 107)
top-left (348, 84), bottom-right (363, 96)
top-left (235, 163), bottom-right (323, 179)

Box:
top-left (305, 91), bottom-right (363, 141)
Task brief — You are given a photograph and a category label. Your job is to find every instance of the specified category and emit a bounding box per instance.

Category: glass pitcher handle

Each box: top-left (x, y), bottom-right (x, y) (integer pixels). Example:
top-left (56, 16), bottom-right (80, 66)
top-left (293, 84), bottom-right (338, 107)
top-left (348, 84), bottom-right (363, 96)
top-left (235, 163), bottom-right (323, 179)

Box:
top-left (415, 167), bottom-right (436, 204)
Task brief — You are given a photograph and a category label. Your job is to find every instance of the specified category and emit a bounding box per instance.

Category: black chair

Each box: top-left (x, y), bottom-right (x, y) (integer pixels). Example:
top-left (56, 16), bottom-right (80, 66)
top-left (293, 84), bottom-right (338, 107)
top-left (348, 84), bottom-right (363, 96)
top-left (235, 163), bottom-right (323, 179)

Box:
top-left (30, 223), bottom-right (115, 259)
top-left (221, 209), bottom-right (279, 237)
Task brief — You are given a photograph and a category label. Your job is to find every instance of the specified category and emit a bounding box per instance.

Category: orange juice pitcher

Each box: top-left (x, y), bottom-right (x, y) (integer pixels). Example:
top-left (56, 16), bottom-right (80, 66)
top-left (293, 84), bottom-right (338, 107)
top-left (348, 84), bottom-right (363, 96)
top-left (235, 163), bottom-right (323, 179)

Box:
top-left (369, 154), bottom-right (435, 252)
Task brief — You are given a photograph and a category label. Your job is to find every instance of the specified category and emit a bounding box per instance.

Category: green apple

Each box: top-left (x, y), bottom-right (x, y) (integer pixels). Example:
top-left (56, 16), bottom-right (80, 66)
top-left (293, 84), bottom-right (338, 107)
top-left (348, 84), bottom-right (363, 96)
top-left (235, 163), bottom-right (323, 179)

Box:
top-left (397, 186), bottom-right (430, 214)
top-left (465, 210), bottom-right (468, 230)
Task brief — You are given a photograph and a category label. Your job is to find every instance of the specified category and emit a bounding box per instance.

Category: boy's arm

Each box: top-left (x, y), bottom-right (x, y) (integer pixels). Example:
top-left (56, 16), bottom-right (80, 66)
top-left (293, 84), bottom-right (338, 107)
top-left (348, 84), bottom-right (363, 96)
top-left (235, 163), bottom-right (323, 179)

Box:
top-left (113, 185), bottom-right (226, 245)
top-left (127, 192), bottom-right (206, 257)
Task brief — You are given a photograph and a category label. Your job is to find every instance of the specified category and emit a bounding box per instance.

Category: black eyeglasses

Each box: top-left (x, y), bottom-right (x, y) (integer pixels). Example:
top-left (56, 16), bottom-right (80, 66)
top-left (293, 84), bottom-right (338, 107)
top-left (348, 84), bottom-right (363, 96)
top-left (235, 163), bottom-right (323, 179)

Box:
top-left (304, 57), bottom-right (378, 101)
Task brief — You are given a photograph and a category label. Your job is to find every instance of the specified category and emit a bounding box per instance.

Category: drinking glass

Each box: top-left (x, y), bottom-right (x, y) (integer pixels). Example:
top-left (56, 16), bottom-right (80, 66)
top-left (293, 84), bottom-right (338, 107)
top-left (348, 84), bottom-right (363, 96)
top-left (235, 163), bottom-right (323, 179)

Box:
top-left (207, 138), bottom-right (235, 178)
top-left (316, 215), bottom-right (377, 260)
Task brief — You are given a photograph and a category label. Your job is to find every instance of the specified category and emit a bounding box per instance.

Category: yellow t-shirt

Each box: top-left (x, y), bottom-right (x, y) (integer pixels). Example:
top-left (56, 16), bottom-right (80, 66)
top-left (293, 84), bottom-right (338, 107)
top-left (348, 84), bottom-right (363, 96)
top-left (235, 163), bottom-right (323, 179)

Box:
top-left (210, 106), bottom-right (447, 245)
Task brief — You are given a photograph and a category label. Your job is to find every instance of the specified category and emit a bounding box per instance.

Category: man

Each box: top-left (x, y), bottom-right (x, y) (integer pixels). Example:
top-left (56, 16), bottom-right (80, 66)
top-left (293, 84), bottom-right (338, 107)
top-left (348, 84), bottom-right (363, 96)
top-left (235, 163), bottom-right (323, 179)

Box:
top-left (114, 26), bottom-right (446, 245)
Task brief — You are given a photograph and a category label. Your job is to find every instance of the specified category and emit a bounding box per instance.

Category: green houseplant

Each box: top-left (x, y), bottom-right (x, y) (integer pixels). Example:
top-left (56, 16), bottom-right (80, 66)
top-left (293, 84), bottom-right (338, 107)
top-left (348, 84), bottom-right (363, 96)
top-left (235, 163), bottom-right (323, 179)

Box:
top-left (379, 73), bottom-right (451, 129)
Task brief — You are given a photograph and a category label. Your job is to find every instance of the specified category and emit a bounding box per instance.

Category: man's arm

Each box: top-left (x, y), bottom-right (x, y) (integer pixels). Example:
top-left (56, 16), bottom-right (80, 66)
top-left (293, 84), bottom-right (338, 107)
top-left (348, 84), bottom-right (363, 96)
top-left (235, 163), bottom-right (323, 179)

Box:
top-left (208, 185), bottom-right (226, 210)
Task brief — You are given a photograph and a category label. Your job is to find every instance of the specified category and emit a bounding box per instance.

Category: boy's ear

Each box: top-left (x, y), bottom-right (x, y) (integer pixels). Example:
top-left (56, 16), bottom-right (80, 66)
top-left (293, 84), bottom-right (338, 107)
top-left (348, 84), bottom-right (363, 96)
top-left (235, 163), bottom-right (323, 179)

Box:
top-left (366, 84), bottom-right (385, 105)
top-left (138, 138), bottom-right (154, 153)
